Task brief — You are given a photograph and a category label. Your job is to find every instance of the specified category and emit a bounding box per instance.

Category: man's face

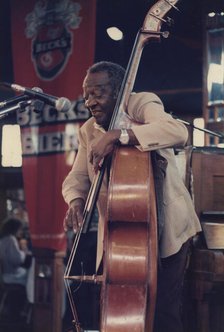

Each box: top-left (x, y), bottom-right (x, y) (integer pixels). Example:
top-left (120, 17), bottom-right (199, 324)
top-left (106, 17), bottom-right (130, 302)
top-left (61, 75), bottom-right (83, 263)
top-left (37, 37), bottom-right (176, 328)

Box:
top-left (83, 71), bottom-right (117, 129)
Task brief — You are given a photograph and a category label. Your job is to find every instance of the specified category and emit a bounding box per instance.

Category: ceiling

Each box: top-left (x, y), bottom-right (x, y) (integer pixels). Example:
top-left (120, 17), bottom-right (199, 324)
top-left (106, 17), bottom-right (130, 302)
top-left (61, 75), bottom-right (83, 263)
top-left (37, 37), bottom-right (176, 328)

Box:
top-left (94, 0), bottom-right (223, 117)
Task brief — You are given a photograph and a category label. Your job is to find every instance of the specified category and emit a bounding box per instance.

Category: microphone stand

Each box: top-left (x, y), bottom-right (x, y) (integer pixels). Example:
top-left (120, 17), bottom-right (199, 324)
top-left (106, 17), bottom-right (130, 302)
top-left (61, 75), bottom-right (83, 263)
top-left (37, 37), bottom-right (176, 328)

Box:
top-left (0, 100), bottom-right (32, 120)
top-left (172, 114), bottom-right (224, 140)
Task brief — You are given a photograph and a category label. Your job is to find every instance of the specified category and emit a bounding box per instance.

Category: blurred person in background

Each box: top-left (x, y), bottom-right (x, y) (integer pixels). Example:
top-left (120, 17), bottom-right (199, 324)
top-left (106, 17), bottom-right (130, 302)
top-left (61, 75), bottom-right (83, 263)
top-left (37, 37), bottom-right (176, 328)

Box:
top-left (0, 217), bottom-right (33, 321)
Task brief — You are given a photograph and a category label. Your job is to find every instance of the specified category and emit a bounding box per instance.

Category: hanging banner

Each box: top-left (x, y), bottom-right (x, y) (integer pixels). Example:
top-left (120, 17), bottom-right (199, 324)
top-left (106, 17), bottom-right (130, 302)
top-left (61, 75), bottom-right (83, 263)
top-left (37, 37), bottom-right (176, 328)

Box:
top-left (10, 0), bottom-right (96, 251)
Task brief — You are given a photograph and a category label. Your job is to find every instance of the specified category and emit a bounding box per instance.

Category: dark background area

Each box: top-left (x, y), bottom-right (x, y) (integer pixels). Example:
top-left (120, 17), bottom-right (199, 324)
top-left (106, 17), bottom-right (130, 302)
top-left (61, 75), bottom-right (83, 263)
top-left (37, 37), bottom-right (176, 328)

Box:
top-left (94, 0), bottom-right (223, 117)
top-left (0, 0), bottom-right (224, 118)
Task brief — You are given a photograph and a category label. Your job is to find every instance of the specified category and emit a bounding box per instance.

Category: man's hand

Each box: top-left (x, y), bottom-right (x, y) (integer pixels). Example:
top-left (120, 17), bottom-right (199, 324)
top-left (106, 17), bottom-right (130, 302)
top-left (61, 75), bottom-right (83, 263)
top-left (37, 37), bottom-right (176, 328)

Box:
top-left (63, 198), bottom-right (85, 233)
top-left (89, 130), bottom-right (120, 173)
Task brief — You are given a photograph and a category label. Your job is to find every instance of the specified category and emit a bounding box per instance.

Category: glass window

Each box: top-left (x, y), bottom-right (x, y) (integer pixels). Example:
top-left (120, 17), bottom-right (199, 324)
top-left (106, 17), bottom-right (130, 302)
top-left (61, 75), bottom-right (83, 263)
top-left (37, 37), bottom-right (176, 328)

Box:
top-left (1, 124), bottom-right (22, 167)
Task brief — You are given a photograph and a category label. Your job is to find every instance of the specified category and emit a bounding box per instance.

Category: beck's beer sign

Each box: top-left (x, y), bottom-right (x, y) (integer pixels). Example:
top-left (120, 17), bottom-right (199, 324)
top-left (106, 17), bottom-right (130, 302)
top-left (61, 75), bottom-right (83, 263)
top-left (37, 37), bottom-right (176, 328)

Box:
top-left (25, 0), bottom-right (82, 80)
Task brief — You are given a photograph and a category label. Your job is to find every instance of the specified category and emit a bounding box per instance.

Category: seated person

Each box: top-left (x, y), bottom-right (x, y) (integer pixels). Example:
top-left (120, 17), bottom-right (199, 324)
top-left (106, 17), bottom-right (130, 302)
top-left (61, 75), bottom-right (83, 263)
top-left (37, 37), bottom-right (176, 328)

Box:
top-left (0, 217), bottom-right (32, 321)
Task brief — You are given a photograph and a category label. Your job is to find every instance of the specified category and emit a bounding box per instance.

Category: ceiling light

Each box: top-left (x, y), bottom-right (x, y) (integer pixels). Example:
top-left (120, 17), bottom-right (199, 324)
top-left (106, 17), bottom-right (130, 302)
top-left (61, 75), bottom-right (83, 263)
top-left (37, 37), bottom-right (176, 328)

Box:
top-left (106, 27), bottom-right (123, 41)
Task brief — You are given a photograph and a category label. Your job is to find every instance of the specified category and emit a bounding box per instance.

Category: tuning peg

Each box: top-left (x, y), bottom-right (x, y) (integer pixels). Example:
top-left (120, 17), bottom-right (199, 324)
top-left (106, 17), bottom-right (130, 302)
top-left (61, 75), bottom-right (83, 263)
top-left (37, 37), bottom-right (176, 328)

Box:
top-left (162, 31), bottom-right (170, 39)
top-left (165, 0), bottom-right (180, 12)
top-left (166, 17), bottom-right (174, 26)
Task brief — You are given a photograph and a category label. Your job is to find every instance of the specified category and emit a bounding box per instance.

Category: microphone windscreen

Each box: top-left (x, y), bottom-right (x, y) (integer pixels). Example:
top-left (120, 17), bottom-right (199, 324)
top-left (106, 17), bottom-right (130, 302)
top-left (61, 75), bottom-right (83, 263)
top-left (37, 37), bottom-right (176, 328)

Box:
top-left (56, 97), bottom-right (71, 112)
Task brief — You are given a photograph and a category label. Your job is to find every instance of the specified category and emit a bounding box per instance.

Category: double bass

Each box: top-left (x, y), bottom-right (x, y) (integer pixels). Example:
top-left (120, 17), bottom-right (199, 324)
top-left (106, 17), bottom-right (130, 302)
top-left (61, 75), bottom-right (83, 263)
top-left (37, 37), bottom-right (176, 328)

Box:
top-left (64, 1), bottom-right (179, 331)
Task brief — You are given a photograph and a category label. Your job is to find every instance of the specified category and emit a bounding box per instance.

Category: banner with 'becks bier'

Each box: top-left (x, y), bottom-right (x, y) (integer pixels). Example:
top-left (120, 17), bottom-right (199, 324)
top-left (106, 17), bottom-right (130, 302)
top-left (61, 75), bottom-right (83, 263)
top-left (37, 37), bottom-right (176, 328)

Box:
top-left (10, 0), bottom-right (96, 251)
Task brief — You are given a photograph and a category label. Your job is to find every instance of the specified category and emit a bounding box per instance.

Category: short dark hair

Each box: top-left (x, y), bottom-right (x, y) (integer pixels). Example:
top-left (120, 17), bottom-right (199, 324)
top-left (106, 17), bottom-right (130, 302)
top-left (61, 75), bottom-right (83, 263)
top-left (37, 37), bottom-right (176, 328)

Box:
top-left (0, 218), bottom-right (23, 238)
top-left (87, 61), bottom-right (125, 96)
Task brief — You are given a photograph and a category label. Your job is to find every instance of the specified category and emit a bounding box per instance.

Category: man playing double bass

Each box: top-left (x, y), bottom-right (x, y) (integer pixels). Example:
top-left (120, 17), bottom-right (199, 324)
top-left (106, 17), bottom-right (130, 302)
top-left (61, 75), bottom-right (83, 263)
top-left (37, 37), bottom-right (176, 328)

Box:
top-left (62, 61), bottom-right (201, 332)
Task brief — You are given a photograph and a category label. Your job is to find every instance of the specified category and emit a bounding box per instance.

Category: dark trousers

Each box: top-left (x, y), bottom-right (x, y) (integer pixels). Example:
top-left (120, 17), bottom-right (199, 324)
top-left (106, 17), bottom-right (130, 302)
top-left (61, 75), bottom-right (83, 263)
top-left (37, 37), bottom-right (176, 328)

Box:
top-left (153, 239), bottom-right (191, 332)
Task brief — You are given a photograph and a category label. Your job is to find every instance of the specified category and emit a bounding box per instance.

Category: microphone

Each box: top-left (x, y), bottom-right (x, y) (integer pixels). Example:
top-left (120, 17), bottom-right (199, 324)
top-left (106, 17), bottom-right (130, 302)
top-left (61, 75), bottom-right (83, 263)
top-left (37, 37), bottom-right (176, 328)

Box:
top-left (0, 100), bottom-right (33, 119)
top-left (0, 86), bottom-right (44, 109)
top-left (1, 82), bottom-right (71, 112)
top-left (0, 94), bottom-right (30, 108)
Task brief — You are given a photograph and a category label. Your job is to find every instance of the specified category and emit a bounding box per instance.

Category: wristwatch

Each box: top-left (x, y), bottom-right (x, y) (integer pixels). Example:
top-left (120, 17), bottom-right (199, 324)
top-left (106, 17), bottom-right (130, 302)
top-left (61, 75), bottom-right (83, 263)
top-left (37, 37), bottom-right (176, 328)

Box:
top-left (119, 128), bottom-right (129, 145)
